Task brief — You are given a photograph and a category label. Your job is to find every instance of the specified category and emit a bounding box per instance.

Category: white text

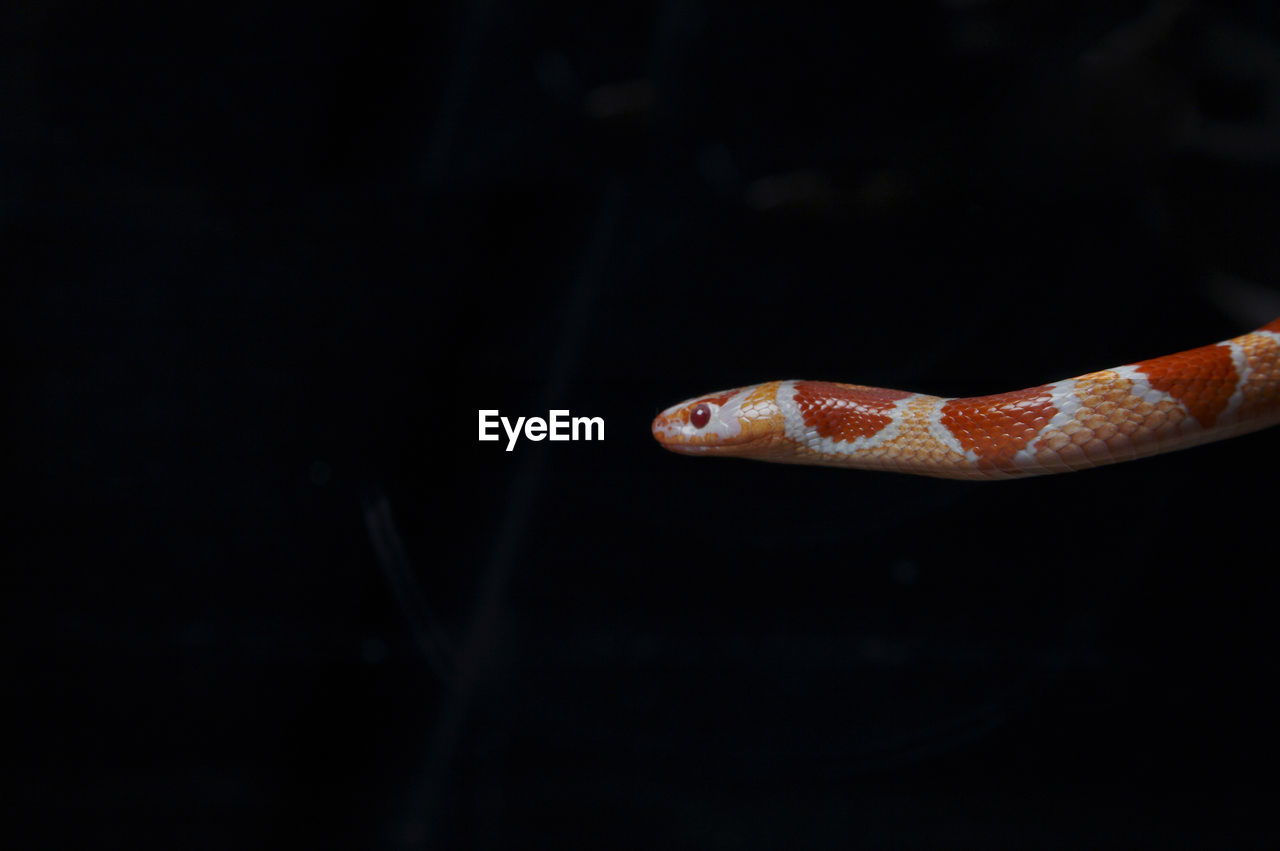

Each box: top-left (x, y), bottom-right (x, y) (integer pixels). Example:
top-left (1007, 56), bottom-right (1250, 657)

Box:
top-left (478, 410), bottom-right (605, 451)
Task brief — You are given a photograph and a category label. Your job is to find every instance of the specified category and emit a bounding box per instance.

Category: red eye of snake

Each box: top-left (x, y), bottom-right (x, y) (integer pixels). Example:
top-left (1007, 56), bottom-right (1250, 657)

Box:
top-left (690, 403), bottom-right (711, 428)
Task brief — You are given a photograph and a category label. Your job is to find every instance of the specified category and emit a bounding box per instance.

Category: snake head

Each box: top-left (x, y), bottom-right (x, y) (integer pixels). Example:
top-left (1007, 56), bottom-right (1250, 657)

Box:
top-left (651, 382), bottom-right (785, 456)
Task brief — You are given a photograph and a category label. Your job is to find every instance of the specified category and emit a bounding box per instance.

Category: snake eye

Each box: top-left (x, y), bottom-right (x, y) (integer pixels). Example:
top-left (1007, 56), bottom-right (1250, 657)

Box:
top-left (690, 403), bottom-right (711, 429)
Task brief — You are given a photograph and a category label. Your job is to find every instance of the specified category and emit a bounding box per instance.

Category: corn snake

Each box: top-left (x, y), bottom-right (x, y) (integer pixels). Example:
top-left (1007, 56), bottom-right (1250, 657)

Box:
top-left (652, 318), bottom-right (1280, 479)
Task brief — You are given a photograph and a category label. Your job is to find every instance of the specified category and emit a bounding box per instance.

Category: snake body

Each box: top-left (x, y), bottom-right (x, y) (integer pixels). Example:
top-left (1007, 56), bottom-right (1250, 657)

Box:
top-left (652, 318), bottom-right (1280, 480)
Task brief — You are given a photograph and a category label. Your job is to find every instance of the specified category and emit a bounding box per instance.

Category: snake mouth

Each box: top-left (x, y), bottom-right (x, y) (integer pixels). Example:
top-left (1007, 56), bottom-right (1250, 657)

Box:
top-left (652, 411), bottom-right (757, 457)
top-left (652, 410), bottom-right (725, 446)
top-left (653, 434), bottom-right (713, 455)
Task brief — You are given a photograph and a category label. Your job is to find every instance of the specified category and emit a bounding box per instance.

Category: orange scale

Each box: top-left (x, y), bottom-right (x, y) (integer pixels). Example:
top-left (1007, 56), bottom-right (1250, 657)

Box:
top-left (793, 382), bottom-right (912, 442)
top-left (940, 386), bottom-right (1057, 466)
top-left (1134, 344), bottom-right (1237, 428)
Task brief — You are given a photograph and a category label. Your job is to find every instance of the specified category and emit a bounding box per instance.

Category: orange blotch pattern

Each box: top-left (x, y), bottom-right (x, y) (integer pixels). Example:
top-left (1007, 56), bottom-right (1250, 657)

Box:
top-left (1134, 344), bottom-right (1236, 428)
top-left (1261, 317), bottom-right (1280, 334)
top-left (794, 382), bottom-right (912, 442)
top-left (940, 386), bottom-right (1056, 466)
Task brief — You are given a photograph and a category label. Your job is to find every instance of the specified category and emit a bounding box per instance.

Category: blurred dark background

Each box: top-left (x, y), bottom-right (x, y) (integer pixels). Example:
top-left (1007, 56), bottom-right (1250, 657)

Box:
top-left (7, 1), bottom-right (1280, 847)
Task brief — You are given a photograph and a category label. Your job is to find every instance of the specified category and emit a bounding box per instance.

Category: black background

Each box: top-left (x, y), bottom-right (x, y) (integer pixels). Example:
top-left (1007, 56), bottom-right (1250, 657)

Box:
top-left (9, 1), bottom-right (1280, 848)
